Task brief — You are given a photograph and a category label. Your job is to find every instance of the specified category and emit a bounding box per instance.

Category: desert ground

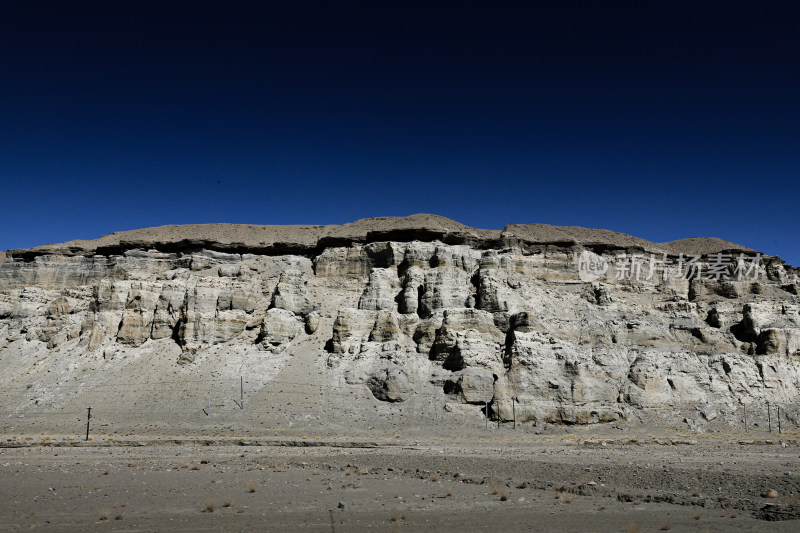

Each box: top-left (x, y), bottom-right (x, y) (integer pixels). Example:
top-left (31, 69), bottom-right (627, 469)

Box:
top-left (2, 217), bottom-right (800, 531)
top-left (1, 433), bottom-right (799, 532)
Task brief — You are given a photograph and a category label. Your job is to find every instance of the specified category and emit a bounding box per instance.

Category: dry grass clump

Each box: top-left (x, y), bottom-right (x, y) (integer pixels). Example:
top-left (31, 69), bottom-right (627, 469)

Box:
top-left (358, 468), bottom-right (368, 475)
top-left (430, 473), bottom-right (439, 482)
top-left (445, 488), bottom-right (453, 497)
top-left (623, 522), bottom-right (641, 533)
top-left (222, 498), bottom-right (233, 508)
top-left (203, 499), bottom-right (216, 512)
top-left (247, 480), bottom-right (258, 493)
top-left (553, 489), bottom-right (573, 503)
top-left (659, 521), bottom-right (671, 530)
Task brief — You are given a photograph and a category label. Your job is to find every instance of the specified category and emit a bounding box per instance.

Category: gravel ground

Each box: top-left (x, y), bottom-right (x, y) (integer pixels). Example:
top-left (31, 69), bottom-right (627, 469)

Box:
top-left (0, 438), bottom-right (798, 532)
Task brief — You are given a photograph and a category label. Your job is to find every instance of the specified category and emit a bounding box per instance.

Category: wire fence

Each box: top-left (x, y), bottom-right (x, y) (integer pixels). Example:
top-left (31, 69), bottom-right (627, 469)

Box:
top-left (0, 377), bottom-right (797, 439)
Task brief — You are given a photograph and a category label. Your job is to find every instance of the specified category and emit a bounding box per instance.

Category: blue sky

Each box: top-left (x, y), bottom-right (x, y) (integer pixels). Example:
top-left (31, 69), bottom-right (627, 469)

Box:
top-left (1, 2), bottom-right (798, 265)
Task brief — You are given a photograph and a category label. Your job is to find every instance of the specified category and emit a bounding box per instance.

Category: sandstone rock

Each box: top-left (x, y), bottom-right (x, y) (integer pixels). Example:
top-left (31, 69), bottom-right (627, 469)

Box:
top-left (397, 266), bottom-right (425, 315)
top-left (257, 308), bottom-right (301, 352)
top-left (117, 289), bottom-right (158, 346)
top-left (368, 311), bottom-right (401, 342)
top-left (699, 404), bottom-right (717, 421)
top-left (270, 270), bottom-right (316, 317)
top-left (418, 263), bottom-right (474, 317)
top-left (458, 368), bottom-right (496, 403)
top-left (429, 309), bottom-right (504, 370)
top-left (366, 364), bottom-right (412, 402)
top-left (358, 268), bottom-right (400, 311)
top-left (756, 328), bottom-right (800, 356)
top-left (329, 308), bottom-right (376, 354)
top-left (304, 311), bottom-right (320, 334)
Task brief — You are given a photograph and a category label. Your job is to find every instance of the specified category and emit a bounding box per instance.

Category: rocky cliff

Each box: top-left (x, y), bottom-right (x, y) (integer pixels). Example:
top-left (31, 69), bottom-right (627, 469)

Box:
top-left (1, 214), bottom-right (799, 433)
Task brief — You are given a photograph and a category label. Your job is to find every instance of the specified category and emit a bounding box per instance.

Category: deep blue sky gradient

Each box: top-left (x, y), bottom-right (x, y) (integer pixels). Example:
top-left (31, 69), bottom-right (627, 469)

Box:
top-left (1, 2), bottom-right (798, 264)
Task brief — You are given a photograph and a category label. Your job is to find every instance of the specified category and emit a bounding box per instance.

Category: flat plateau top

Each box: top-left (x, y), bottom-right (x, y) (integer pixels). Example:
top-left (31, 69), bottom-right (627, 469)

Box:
top-left (6, 213), bottom-right (755, 257)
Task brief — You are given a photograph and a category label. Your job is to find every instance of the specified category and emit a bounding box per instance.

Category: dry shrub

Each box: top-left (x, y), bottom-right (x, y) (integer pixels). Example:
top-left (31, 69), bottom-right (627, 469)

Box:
top-left (247, 480), bottom-right (257, 493)
top-left (222, 498), bottom-right (233, 508)
top-left (203, 499), bottom-right (216, 513)
top-left (430, 474), bottom-right (439, 482)
top-left (659, 521), bottom-right (671, 530)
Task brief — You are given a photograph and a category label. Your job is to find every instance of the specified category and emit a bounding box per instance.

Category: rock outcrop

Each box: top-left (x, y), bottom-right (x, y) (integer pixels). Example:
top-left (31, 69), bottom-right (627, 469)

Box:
top-left (1, 214), bottom-right (799, 429)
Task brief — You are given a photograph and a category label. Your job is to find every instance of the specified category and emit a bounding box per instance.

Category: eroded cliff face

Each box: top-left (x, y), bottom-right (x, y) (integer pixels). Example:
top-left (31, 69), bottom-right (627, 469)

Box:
top-left (1, 215), bottom-right (799, 429)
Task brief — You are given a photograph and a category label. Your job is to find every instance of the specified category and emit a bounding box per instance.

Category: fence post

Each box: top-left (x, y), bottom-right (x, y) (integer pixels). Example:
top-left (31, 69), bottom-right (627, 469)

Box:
top-left (85, 406), bottom-right (92, 441)
top-left (767, 401), bottom-right (771, 432)
top-left (778, 406), bottom-right (781, 434)
top-left (240, 376), bottom-right (244, 410)
top-left (744, 404), bottom-right (748, 431)
top-left (485, 402), bottom-right (488, 429)
top-left (512, 397), bottom-right (516, 430)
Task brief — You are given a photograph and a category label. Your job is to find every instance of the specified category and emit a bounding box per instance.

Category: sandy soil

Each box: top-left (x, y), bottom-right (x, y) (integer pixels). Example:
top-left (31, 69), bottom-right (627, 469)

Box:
top-left (0, 438), bottom-right (798, 532)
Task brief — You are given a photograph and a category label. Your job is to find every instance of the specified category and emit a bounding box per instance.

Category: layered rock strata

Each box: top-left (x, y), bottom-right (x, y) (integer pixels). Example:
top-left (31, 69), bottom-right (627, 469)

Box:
top-left (2, 214), bottom-right (798, 427)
